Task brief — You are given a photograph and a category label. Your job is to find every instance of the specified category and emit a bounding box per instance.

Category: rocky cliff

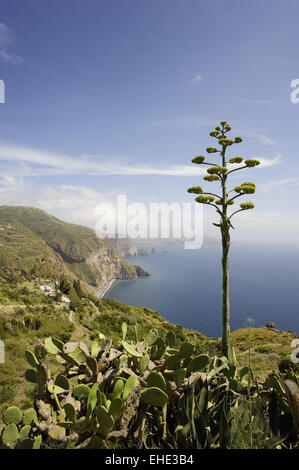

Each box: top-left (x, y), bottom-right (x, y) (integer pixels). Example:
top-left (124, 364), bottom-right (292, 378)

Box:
top-left (0, 206), bottom-right (148, 292)
top-left (106, 237), bottom-right (138, 257)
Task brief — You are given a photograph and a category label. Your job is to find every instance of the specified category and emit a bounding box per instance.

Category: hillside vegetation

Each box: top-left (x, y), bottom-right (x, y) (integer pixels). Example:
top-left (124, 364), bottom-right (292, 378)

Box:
top-left (0, 313), bottom-right (298, 449)
top-left (0, 206), bottom-right (298, 449)
top-left (0, 268), bottom-right (297, 423)
top-left (0, 269), bottom-right (213, 422)
top-left (0, 206), bottom-right (146, 290)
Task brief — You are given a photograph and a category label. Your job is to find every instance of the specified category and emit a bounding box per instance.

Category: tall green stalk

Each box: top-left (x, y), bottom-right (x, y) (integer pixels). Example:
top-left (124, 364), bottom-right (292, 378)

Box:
top-left (246, 317), bottom-right (254, 448)
top-left (220, 141), bottom-right (230, 358)
top-left (187, 121), bottom-right (260, 359)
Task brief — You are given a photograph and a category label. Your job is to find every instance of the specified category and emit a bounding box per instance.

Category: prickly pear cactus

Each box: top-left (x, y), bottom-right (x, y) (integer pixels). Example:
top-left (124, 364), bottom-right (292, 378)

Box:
top-left (0, 405), bottom-right (41, 449)
top-left (1, 323), bottom-right (297, 449)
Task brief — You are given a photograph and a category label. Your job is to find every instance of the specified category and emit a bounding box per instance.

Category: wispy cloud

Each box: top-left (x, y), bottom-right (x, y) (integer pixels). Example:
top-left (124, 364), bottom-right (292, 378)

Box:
top-left (261, 176), bottom-right (299, 194)
top-left (0, 143), bottom-right (281, 178)
top-left (257, 154), bottom-right (282, 167)
top-left (191, 74), bottom-right (203, 86)
top-left (138, 117), bottom-right (216, 130)
top-left (139, 119), bottom-right (276, 147)
top-left (231, 98), bottom-right (272, 105)
top-left (0, 23), bottom-right (23, 64)
top-left (0, 143), bottom-right (208, 177)
top-left (0, 178), bottom-right (115, 228)
top-left (245, 130), bottom-right (276, 145)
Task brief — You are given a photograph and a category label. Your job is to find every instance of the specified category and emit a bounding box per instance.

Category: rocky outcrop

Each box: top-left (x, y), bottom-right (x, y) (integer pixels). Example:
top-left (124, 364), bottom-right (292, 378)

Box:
top-left (133, 265), bottom-right (150, 277)
top-left (106, 238), bottom-right (138, 257)
top-left (0, 206), bottom-right (149, 293)
top-left (137, 249), bottom-right (149, 256)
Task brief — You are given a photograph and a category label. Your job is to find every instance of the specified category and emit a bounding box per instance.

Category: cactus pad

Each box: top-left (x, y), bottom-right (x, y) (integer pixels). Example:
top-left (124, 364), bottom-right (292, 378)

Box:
top-left (141, 387), bottom-right (168, 407)
top-left (3, 406), bottom-right (22, 425)
top-left (2, 423), bottom-right (19, 444)
top-left (121, 341), bottom-right (142, 358)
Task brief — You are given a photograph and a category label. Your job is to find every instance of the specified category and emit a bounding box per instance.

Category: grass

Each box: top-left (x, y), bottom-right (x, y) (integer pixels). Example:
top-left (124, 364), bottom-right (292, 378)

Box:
top-left (232, 327), bottom-right (297, 380)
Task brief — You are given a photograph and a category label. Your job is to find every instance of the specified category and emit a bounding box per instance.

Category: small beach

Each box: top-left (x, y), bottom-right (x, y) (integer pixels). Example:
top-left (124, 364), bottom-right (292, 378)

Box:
top-left (98, 278), bottom-right (116, 298)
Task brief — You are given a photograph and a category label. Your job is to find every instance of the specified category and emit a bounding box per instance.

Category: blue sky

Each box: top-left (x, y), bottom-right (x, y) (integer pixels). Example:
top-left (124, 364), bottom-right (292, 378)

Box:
top-left (0, 0), bottom-right (299, 243)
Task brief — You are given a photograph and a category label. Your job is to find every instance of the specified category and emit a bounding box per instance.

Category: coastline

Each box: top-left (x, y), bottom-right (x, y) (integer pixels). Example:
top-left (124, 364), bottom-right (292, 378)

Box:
top-left (98, 278), bottom-right (116, 298)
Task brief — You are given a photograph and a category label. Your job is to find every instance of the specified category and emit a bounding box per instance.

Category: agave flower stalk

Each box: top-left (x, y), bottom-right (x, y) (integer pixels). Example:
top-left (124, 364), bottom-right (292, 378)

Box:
top-left (187, 121), bottom-right (260, 360)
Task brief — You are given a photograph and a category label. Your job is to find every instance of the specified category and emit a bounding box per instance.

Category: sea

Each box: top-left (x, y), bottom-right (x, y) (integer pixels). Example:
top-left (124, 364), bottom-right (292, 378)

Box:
top-left (104, 241), bottom-right (299, 337)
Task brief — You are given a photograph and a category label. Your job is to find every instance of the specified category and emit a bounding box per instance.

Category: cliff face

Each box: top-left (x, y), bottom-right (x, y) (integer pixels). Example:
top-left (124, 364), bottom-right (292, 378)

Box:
top-left (0, 206), bottom-right (148, 291)
top-left (106, 237), bottom-right (138, 257)
top-left (134, 265), bottom-right (150, 277)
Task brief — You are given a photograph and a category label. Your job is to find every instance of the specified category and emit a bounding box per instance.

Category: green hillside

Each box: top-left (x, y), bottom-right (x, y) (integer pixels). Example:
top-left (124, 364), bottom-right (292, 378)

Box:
top-left (0, 206), bottom-right (108, 261)
top-left (0, 206), bottom-right (144, 290)
top-left (0, 219), bottom-right (67, 279)
top-left (0, 269), bottom-right (210, 416)
top-left (0, 206), bottom-right (298, 449)
top-left (0, 268), bottom-right (297, 419)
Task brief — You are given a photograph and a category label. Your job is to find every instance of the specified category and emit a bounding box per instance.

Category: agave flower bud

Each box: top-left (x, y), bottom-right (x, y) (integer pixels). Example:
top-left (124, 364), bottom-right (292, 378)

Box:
top-left (195, 195), bottom-right (215, 204)
top-left (225, 125), bottom-right (231, 131)
top-left (240, 202), bottom-right (254, 210)
top-left (220, 121), bottom-right (227, 126)
top-left (234, 136), bottom-right (243, 143)
top-left (218, 138), bottom-right (233, 146)
top-left (206, 147), bottom-right (218, 153)
top-left (227, 199), bottom-right (235, 205)
top-left (229, 156), bottom-right (243, 164)
top-left (244, 159), bottom-right (260, 167)
top-left (207, 166), bottom-right (227, 175)
top-left (234, 183), bottom-right (255, 194)
top-left (192, 156), bottom-right (205, 164)
top-left (204, 175), bottom-right (220, 182)
top-left (215, 126), bottom-right (220, 131)
top-left (187, 186), bottom-right (203, 194)
top-left (207, 166), bottom-right (220, 174)
top-left (244, 186), bottom-right (255, 194)
top-left (209, 131), bottom-right (219, 137)
top-left (215, 199), bottom-right (222, 205)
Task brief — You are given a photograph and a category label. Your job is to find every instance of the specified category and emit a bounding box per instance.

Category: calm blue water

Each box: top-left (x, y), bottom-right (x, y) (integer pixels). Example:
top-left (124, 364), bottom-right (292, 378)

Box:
top-left (104, 242), bottom-right (299, 337)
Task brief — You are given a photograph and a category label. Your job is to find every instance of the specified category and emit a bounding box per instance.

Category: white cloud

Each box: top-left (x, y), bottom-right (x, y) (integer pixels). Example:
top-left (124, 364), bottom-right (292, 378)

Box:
top-left (257, 154), bottom-right (282, 167)
top-left (0, 179), bottom-right (115, 229)
top-left (191, 74), bottom-right (203, 85)
top-left (247, 131), bottom-right (276, 145)
top-left (0, 23), bottom-right (13, 48)
top-left (0, 143), bottom-right (281, 178)
top-left (0, 23), bottom-right (23, 64)
top-left (0, 143), bottom-right (208, 177)
top-left (0, 174), bottom-right (23, 195)
top-left (261, 176), bottom-right (299, 194)
top-left (0, 49), bottom-right (23, 64)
